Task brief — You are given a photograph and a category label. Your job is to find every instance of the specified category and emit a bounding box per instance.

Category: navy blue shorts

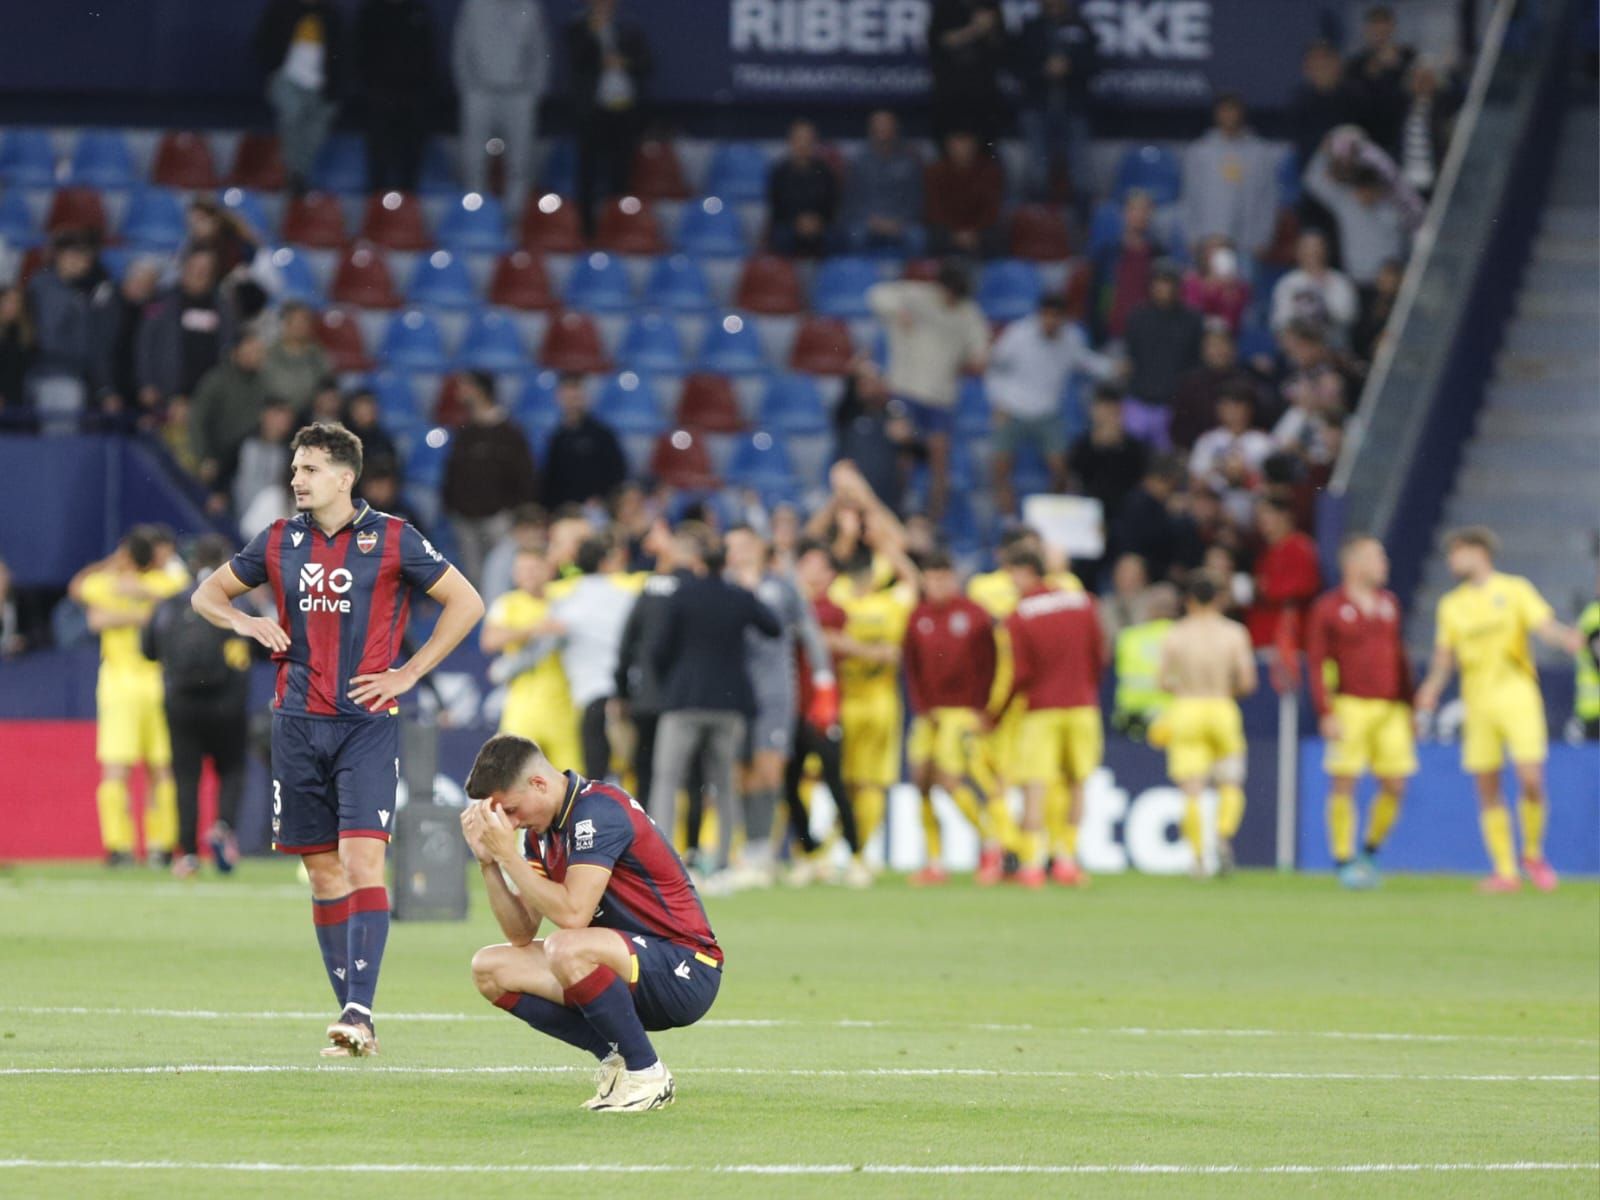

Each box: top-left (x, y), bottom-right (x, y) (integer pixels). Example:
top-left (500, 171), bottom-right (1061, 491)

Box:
top-left (900, 397), bottom-right (954, 438)
top-left (270, 712), bottom-right (400, 855)
top-left (623, 933), bottom-right (723, 1032)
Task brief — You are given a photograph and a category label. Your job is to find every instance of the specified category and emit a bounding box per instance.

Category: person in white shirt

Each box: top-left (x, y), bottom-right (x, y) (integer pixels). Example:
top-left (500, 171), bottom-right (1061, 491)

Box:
top-left (1271, 230), bottom-right (1359, 343)
top-left (985, 293), bottom-right (1119, 515)
top-left (1189, 385), bottom-right (1274, 528)
top-left (254, 0), bottom-right (342, 195)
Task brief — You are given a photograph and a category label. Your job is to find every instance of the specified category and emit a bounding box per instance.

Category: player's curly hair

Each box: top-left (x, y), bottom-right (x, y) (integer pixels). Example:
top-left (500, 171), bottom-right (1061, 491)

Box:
top-left (291, 421), bottom-right (364, 481)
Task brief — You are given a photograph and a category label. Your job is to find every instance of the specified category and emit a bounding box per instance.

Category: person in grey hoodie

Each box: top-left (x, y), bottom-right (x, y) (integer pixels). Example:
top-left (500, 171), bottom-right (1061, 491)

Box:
top-left (1180, 93), bottom-right (1282, 261)
top-left (453, 0), bottom-right (549, 209)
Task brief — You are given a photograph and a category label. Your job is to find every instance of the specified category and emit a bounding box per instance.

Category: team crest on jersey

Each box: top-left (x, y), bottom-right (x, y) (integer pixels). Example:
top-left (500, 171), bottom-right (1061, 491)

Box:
top-left (950, 612), bottom-right (971, 636)
top-left (574, 818), bottom-right (596, 851)
top-left (356, 530), bottom-right (379, 554)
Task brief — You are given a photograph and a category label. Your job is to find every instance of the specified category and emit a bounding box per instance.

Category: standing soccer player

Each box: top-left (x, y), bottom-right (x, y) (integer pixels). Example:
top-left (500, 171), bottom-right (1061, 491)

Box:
top-left (1414, 528), bottom-right (1582, 893)
top-left (191, 422), bottom-right (484, 1055)
top-left (1305, 536), bottom-right (1416, 889)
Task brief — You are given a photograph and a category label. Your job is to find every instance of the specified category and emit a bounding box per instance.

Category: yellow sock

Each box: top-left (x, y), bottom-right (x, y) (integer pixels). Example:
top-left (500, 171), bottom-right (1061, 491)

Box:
top-left (985, 792), bottom-right (1028, 857)
top-left (919, 794), bottom-right (943, 864)
top-left (96, 779), bottom-right (134, 854)
top-left (1180, 796), bottom-right (1205, 861)
top-left (1479, 807), bottom-right (1517, 879)
top-left (1518, 799), bottom-right (1546, 863)
top-left (144, 775), bottom-right (178, 853)
top-left (1364, 788), bottom-right (1402, 853)
top-left (1328, 792), bottom-right (1357, 863)
top-left (1217, 785), bottom-right (1245, 838)
top-left (854, 787), bottom-right (886, 845)
top-left (1022, 829), bottom-right (1047, 869)
top-left (948, 782), bottom-right (988, 838)
top-left (1044, 783), bottom-right (1073, 858)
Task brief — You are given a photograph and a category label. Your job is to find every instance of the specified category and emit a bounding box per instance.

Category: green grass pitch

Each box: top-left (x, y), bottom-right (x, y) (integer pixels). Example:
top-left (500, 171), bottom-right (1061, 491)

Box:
top-left (1, 863), bottom-right (1596, 1198)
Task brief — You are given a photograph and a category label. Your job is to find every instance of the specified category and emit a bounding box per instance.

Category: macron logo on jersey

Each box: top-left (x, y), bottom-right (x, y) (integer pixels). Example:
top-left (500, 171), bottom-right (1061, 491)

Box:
top-left (298, 562), bottom-right (354, 614)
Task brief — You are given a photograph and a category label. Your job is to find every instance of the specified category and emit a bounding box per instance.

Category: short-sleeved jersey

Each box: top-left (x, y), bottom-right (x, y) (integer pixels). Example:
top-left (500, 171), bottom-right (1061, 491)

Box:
top-left (903, 596), bottom-right (997, 713)
top-left (1305, 586), bottom-right (1411, 716)
top-left (487, 589), bottom-right (573, 719)
top-left (80, 567), bottom-right (188, 676)
top-left (1435, 572), bottom-right (1553, 703)
top-left (524, 773), bottom-right (722, 963)
top-left (227, 504), bottom-right (451, 719)
top-left (837, 583), bottom-right (915, 698)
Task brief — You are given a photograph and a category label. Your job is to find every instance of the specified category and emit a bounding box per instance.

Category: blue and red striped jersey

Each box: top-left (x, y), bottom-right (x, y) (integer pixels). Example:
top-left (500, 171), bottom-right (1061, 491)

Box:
top-left (227, 504), bottom-right (450, 719)
top-left (524, 773), bottom-right (722, 964)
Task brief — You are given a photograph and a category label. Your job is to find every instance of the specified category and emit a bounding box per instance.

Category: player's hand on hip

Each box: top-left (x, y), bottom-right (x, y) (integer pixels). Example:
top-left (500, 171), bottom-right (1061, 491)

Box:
top-left (1318, 712), bottom-right (1341, 741)
top-left (348, 666), bottom-right (417, 712)
top-left (234, 614), bottom-right (290, 654)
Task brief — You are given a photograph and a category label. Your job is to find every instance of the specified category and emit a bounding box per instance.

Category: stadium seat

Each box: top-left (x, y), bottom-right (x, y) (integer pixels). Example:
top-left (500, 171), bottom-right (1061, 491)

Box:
top-left (0, 190), bottom-right (40, 247)
top-left (379, 309), bottom-right (451, 371)
top-left (696, 312), bottom-right (767, 374)
top-left (329, 243), bottom-right (402, 309)
top-left (520, 193), bottom-right (585, 253)
top-left (315, 308), bottom-right (373, 372)
top-left (976, 259), bottom-right (1043, 322)
top-left (0, 129), bottom-right (57, 186)
top-left (595, 196), bottom-right (665, 255)
top-left (539, 310), bottom-right (610, 373)
top-left (416, 139), bottom-right (459, 197)
top-left (594, 371), bottom-right (665, 435)
top-left (44, 187), bottom-right (108, 238)
top-left (787, 315), bottom-right (854, 375)
top-left (455, 308), bottom-right (528, 371)
top-left (405, 426), bottom-right (452, 486)
top-left (360, 191), bottom-right (433, 251)
top-left (675, 196), bottom-right (747, 257)
top-left (643, 254), bottom-right (714, 312)
top-left (263, 246), bottom-right (323, 304)
top-left (437, 191), bottom-right (510, 253)
top-left (150, 132), bottom-right (218, 190)
top-left (513, 368), bottom-right (560, 428)
top-left (219, 187), bottom-right (273, 242)
top-left (629, 139), bottom-right (690, 200)
top-left (724, 430), bottom-right (799, 497)
top-left (282, 191), bottom-right (349, 249)
top-left (811, 256), bottom-right (881, 319)
top-left (1115, 144), bottom-right (1182, 205)
top-left (617, 312), bottom-right (688, 373)
top-left (1008, 204), bottom-right (1072, 261)
top-left (539, 140), bottom-right (578, 197)
top-left (406, 250), bottom-right (478, 310)
top-left (228, 132), bottom-right (287, 191)
top-left (676, 372), bottom-right (745, 433)
top-left (648, 429), bottom-right (719, 490)
top-left (312, 134), bottom-right (367, 193)
top-left (65, 131), bottom-right (136, 189)
top-left (704, 142), bottom-right (770, 203)
top-left (954, 376), bottom-right (990, 438)
top-left (119, 188), bottom-right (188, 250)
top-left (901, 257), bottom-right (941, 282)
top-left (757, 373), bottom-right (829, 436)
top-left (733, 253), bottom-right (805, 315)
top-left (488, 250), bottom-right (558, 311)
top-left (564, 251), bottom-right (635, 312)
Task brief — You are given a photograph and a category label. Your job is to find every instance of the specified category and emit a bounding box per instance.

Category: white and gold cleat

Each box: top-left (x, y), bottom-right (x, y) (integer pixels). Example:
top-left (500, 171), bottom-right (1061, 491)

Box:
top-left (580, 1051), bottom-right (626, 1110)
top-left (589, 1061), bottom-right (675, 1113)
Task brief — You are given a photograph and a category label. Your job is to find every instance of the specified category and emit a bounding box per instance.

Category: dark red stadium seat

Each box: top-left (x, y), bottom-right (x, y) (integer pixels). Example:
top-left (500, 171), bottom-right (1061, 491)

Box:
top-left (538, 310), bottom-right (610, 373)
top-left (1008, 204), bottom-right (1072, 261)
top-left (628, 139), bottom-right (690, 200)
top-left (594, 197), bottom-right (665, 256)
top-left (315, 308), bottom-right (373, 372)
top-left (17, 245), bottom-right (49, 284)
top-left (520, 195), bottom-right (586, 253)
top-left (282, 192), bottom-right (349, 249)
top-left (648, 429), bottom-right (719, 490)
top-left (228, 132), bottom-right (287, 191)
top-left (1060, 259), bottom-right (1090, 322)
top-left (488, 250), bottom-right (559, 311)
top-left (432, 373), bottom-right (468, 427)
top-left (359, 192), bottom-right (433, 251)
top-left (150, 132), bottom-right (219, 190)
top-left (788, 315), bottom-right (855, 375)
top-left (329, 242), bottom-right (401, 309)
top-left (734, 253), bottom-right (805, 315)
top-left (902, 258), bottom-right (940, 282)
top-left (676, 373), bottom-right (745, 433)
top-left (45, 188), bottom-right (109, 238)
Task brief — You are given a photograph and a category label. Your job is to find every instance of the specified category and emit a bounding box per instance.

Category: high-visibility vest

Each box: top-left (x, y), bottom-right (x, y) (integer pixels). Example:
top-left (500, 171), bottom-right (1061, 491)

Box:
top-left (1114, 619), bottom-right (1173, 718)
top-left (1577, 601), bottom-right (1599, 722)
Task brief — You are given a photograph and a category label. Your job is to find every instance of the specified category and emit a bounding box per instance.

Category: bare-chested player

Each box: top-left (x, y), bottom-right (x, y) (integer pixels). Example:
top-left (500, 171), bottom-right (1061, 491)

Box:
top-left (1159, 576), bottom-right (1258, 877)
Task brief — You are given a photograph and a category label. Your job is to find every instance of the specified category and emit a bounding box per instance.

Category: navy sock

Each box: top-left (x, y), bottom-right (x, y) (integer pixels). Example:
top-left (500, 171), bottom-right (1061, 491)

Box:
top-left (343, 886), bottom-right (390, 1022)
top-left (564, 966), bottom-right (656, 1071)
top-left (311, 893), bottom-right (351, 1008)
top-left (493, 992), bottom-right (612, 1060)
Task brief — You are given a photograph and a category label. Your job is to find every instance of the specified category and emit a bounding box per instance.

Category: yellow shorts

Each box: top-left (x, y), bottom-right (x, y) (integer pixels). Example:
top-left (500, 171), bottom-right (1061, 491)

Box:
top-left (1325, 697), bottom-right (1417, 779)
top-left (918, 707), bottom-right (986, 780)
top-left (841, 692), bottom-right (902, 788)
top-left (96, 669), bottom-right (171, 768)
top-left (1165, 697), bottom-right (1245, 783)
top-left (1015, 706), bottom-right (1102, 785)
top-left (500, 699), bottom-right (580, 774)
top-left (982, 703), bottom-right (1026, 781)
top-left (1462, 683), bottom-right (1548, 774)
top-left (906, 714), bottom-right (934, 770)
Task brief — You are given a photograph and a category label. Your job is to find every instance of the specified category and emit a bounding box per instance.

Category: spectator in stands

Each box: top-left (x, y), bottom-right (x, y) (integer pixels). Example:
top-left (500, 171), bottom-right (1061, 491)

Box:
top-left (767, 119), bottom-right (839, 259)
top-left (0, 556), bottom-right (36, 657)
top-left (866, 261), bottom-right (990, 520)
top-left (1090, 189), bottom-right (1166, 341)
top-left (1123, 262), bottom-right (1204, 433)
top-left (1067, 386), bottom-right (1149, 542)
top-left (927, 0), bottom-right (1006, 149)
top-left (1013, 0), bottom-right (1099, 212)
top-left (540, 371), bottom-right (627, 511)
top-left (26, 231), bottom-right (118, 408)
top-left (842, 110), bottom-right (924, 256)
top-left (1100, 552), bottom-right (1153, 644)
top-left (442, 370), bottom-right (540, 588)
top-left (1393, 58), bottom-right (1458, 198)
top-left (1182, 238), bottom-right (1252, 334)
top-left (190, 327), bottom-right (270, 500)
top-left (107, 260), bottom-right (160, 417)
top-left (1246, 496), bottom-right (1320, 649)
top-left (832, 356), bottom-right (917, 514)
top-left (0, 284), bottom-right (33, 415)
top-left (260, 301), bottom-right (331, 412)
top-left (1170, 326), bottom-right (1269, 452)
top-left (924, 130), bottom-right (1005, 257)
top-left (355, 0), bottom-right (436, 194)
top-left (1271, 229), bottom-right (1358, 343)
top-left (1113, 455), bottom-right (1201, 583)
top-left (1180, 93), bottom-right (1281, 262)
top-left (342, 387), bottom-right (399, 468)
top-left (298, 377), bottom-right (344, 429)
top-left (1189, 385), bottom-right (1274, 528)
top-left (566, 0), bottom-right (653, 239)
top-left (1346, 4), bottom-right (1416, 153)
top-left (453, 0), bottom-right (549, 210)
top-left (1304, 126), bottom-right (1423, 286)
top-left (232, 397), bottom-right (296, 533)
top-left (480, 503), bottom-right (546, 604)
top-left (1352, 256), bottom-right (1403, 362)
top-left (182, 197), bottom-right (260, 277)
top-left (254, 0), bottom-right (342, 195)
top-left (1275, 318), bottom-right (1357, 469)
top-left (986, 292), bottom-right (1119, 515)
top-left (357, 456), bottom-right (426, 528)
top-left (137, 246), bottom-right (233, 407)
top-left (1203, 542), bottom-right (1252, 620)
top-left (1288, 41), bottom-right (1358, 170)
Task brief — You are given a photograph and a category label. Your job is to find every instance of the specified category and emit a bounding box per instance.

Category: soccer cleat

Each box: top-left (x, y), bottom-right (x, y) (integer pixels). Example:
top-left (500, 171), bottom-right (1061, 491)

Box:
top-left (1015, 865), bottom-right (1047, 890)
top-left (784, 857), bottom-right (819, 888)
top-left (974, 847), bottom-right (1005, 887)
top-left (1522, 857), bottom-right (1559, 893)
top-left (319, 1036), bottom-right (380, 1059)
top-left (147, 850), bottom-right (173, 869)
top-left (171, 854), bottom-right (200, 880)
top-left (1049, 858), bottom-right (1088, 888)
top-left (104, 850), bottom-right (133, 869)
top-left (326, 1007), bottom-right (378, 1057)
top-left (581, 1051), bottom-right (626, 1110)
top-left (1476, 873), bottom-right (1521, 895)
top-left (207, 822), bottom-right (239, 875)
top-left (1215, 837), bottom-right (1236, 878)
top-left (909, 865), bottom-right (949, 887)
top-left (1337, 859), bottom-right (1379, 891)
top-left (842, 857), bottom-right (875, 889)
top-left (591, 1061), bottom-right (675, 1113)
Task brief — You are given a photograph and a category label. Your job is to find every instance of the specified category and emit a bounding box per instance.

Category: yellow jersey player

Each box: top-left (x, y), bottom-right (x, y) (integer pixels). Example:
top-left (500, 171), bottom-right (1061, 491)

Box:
top-left (483, 548), bottom-right (581, 774)
top-left (1415, 527), bottom-right (1582, 893)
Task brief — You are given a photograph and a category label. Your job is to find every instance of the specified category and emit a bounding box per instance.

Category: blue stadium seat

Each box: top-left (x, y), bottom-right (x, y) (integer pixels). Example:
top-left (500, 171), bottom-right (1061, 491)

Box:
top-left (617, 312), bottom-right (688, 373)
top-left (563, 251), bottom-right (635, 312)
top-left (758, 373), bottom-right (828, 436)
top-left (379, 309), bottom-right (451, 372)
top-left (369, 370), bottom-right (424, 419)
top-left (405, 426), bottom-right (452, 487)
top-left (976, 259), bottom-right (1043, 322)
top-left (312, 134), bottom-right (367, 193)
top-left (811, 256), bottom-right (882, 319)
top-left (704, 142), bottom-right (770, 204)
top-left (696, 312), bottom-right (768, 374)
top-left (220, 187), bottom-right (274, 242)
top-left (407, 250), bottom-right (480, 310)
top-left (643, 254), bottom-right (715, 311)
top-left (676, 197), bottom-right (748, 257)
top-left (954, 376), bottom-right (990, 439)
top-left (0, 190), bottom-right (40, 246)
top-left (265, 246), bottom-right (323, 304)
top-left (0, 129), bottom-right (55, 187)
top-left (436, 191), bottom-right (510, 253)
top-left (593, 372), bottom-right (666, 436)
top-left (724, 430), bottom-right (799, 499)
top-left (118, 188), bottom-right (187, 250)
top-left (1115, 144), bottom-right (1182, 205)
top-left (513, 369), bottom-right (561, 443)
top-left (417, 140), bottom-right (459, 197)
top-left (1087, 200), bottom-right (1123, 258)
top-left (540, 140), bottom-right (578, 196)
top-left (455, 308), bottom-right (528, 371)
top-left (65, 131), bottom-right (137, 189)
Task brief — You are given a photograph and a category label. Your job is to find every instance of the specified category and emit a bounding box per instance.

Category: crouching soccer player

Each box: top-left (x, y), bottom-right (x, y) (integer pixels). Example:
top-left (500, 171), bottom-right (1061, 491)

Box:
top-left (462, 733), bottom-right (723, 1113)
